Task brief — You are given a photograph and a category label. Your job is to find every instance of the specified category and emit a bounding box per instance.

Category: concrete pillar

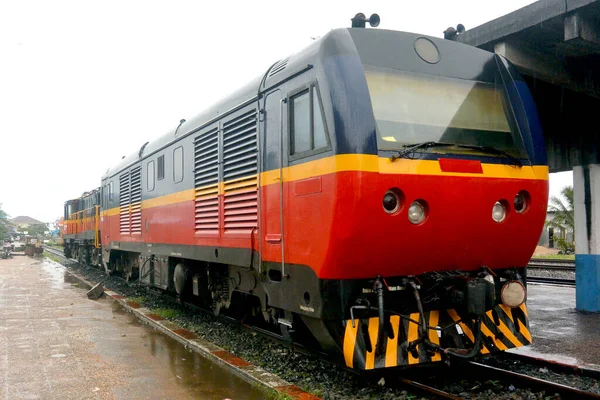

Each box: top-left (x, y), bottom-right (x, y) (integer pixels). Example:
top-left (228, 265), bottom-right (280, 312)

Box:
top-left (573, 165), bottom-right (600, 312)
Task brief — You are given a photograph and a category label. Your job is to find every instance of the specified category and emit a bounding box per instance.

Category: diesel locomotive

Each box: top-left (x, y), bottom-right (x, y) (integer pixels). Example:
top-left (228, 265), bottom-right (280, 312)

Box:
top-left (63, 17), bottom-right (548, 370)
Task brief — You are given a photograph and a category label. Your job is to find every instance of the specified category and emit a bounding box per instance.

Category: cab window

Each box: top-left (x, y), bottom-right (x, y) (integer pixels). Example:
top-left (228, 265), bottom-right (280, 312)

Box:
top-left (290, 85), bottom-right (329, 157)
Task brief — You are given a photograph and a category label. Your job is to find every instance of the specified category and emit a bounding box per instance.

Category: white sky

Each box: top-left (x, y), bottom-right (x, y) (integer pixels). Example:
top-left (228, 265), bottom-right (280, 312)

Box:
top-left (0, 0), bottom-right (570, 223)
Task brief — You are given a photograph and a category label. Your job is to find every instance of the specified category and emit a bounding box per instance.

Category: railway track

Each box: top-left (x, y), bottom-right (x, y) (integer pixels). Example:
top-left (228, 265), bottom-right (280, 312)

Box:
top-left (43, 246), bottom-right (458, 398)
top-left (527, 276), bottom-right (576, 286)
top-left (528, 258), bottom-right (575, 271)
top-left (43, 246), bottom-right (598, 399)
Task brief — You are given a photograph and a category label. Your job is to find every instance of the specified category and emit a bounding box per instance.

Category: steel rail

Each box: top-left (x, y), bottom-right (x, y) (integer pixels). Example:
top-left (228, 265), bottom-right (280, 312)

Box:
top-left (46, 246), bottom-right (596, 398)
top-left (466, 361), bottom-right (600, 399)
top-left (527, 276), bottom-right (576, 286)
top-left (528, 262), bottom-right (575, 271)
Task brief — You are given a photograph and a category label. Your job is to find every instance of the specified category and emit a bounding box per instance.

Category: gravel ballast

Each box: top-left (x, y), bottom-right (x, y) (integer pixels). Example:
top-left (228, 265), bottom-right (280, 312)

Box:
top-left (47, 253), bottom-right (599, 399)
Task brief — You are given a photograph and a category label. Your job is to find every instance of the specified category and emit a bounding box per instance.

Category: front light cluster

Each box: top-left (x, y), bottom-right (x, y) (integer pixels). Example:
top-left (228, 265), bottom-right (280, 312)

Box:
top-left (382, 189), bottom-right (428, 225)
top-left (492, 191), bottom-right (531, 223)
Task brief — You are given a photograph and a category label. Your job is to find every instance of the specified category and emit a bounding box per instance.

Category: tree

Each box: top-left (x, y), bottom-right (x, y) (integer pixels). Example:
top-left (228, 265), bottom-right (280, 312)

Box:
top-left (0, 204), bottom-right (9, 239)
top-left (18, 223), bottom-right (48, 237)
top-left (546, 185), bottom-right (574, 237)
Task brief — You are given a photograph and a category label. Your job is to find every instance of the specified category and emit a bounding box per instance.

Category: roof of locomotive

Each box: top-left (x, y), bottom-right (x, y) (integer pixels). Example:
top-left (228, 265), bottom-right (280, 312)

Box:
top-left (64, 187), bottom-right (100, 205)
top-left (101, 27), bottom-right (495, 180)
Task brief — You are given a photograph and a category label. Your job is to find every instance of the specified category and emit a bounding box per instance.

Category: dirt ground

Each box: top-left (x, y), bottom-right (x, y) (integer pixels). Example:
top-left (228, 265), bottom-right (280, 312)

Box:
top-left (532, 245), bottom-right (560, 255)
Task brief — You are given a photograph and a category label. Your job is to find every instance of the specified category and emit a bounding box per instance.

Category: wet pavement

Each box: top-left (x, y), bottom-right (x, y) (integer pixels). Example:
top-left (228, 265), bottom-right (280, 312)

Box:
top-left (0, 255), bottom-right (266, 399)
top-left (510, 283), bottom-right (600, 371)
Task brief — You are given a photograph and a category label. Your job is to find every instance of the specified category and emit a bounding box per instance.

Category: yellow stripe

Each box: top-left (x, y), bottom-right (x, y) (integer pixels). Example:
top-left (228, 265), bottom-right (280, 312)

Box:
top-left (480, 322), bottom-right (508, 351)
top-left (485, 310), bottom-right (523, 348)
top-left (408, 312), bottom-right (420, 365)
top-left (385, 315), bottom-right (400, 368)
top-left (518, 319), bottom-right (532, 343)
top-left (447, 309), bottom-right (490, 355)
top-left (142, 189), bottom-right (194, 209)
top-left (263, 154), bottom-right (548, 184)
top-left (365, 318), bottom-right (379, 370)
top-left (499, 304), bottom-right (514, 322)
top-left (519, 303), bottom-right (529, 318)
top-left (100, 156), bottom-right (548, 218)
top-left (343, 320), bottom-right (359, 368)
top-left (428, 311), bottom-right (442, 362)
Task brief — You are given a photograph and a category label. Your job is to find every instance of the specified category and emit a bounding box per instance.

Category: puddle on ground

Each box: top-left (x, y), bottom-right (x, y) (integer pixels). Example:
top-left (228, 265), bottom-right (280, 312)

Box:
top-left (47, 261), bottom-right (267, 399)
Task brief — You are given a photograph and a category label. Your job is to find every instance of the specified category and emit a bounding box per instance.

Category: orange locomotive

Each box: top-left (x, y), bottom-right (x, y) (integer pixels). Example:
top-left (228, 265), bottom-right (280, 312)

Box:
top-left (63, 18), bottom-right (548, 370)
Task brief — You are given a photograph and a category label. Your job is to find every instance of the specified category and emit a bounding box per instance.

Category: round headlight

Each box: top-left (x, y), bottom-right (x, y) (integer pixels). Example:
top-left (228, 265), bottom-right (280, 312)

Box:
top-left (501, 280), bottom-right (526, 307)
top-left (514, 191), bottom-right (529, 214)
top-left (492, 201), bottom-right (506, 223)
top-left (383, 191), bottom-right (399, 213)
top-left (408, 201), bottom-right (426, 224)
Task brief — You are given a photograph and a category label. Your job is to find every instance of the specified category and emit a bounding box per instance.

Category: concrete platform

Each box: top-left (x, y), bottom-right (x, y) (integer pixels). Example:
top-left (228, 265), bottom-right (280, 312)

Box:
top-left (509, 283), bottom-right (600, 372)
top-left (0, 256), bottom-right (266, 399)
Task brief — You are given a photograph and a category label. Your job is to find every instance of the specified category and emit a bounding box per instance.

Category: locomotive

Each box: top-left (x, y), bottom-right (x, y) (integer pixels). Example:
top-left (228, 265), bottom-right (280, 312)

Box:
top-left (63, 15), bottom-right (548, 371)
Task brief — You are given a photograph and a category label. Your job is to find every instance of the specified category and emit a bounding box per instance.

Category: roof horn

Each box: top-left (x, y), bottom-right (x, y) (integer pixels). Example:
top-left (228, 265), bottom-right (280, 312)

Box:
top-left (351, 13), bottom-right (380, 28)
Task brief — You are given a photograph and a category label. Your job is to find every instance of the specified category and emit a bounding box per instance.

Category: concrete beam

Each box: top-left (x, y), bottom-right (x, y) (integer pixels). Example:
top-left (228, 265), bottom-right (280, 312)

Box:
top-left (495, 40), bottom-right (600, 98)
top-left (564, 12), bottom-right (600, 51)
top-left (457, 0), bottom-right (566, 48)
top-left (494, 41), bottom-right (571, 85)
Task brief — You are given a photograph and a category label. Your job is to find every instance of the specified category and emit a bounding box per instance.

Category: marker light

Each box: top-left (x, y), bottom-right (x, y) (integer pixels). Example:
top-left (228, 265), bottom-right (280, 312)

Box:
top-left (492, 201), bottom-right (506, 223)
top-left (501, 281), bottom-right (526, 308)
top-left (408, 201), bottom-right (426, 224)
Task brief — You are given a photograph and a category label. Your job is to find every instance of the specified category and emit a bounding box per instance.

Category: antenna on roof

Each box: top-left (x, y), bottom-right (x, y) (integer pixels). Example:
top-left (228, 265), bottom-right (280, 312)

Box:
top-left (351, 13), bottom-right (380, 28)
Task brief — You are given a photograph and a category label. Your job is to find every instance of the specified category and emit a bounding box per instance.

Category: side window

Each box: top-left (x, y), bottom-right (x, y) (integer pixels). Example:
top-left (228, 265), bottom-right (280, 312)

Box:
top-left (147, 161), bottom-right (155, 191)
top-left (291, 90), bottom-right (310, 154)
top-left (173, 146), bottom-right (183, 183)
top-left (157, 155), bottom-right (165, 180)
top-left (290, 85), bottom-right (329, 157)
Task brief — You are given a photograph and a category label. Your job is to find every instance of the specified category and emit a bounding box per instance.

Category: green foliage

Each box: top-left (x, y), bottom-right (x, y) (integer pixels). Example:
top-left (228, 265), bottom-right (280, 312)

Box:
top-left (18, 223), bottom-right (48, 236)
top-left (552, 235), bottom-right (574, 254)
top-left (546, 185), bottom-right (574, 233)
top-left (532, 254), bottom-right (575, 260)
top-left (151, 307), bottom-right (186, 319)
top-left (0, 204), bottom-right (9, 239)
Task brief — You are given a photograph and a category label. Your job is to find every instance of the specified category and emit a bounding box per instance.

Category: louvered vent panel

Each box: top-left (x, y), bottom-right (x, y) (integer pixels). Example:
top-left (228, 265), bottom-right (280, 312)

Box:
top-left (130, 166), bottom-right (142, 234)
top-left (119, 172), bottom-right (131, 234)
top-left (194, 127), bottom-right (220, 233)
top-left (223, 111), bottom-right (258, 233)
top-left (268, 56), bottom-right (290, 77)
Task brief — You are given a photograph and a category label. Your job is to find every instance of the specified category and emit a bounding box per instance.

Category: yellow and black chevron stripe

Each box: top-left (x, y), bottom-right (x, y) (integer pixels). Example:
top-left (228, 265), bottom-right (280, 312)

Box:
top-left (343, 303), bottom-right (530, 370)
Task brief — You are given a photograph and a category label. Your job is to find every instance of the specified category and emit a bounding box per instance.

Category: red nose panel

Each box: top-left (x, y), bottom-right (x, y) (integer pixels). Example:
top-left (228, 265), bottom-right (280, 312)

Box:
top-left (438, 158), bottom-right (483, 174)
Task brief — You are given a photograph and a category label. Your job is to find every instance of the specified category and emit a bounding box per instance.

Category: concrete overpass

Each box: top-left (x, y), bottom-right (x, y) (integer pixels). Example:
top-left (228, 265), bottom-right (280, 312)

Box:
top-left (454, 0), bottom-right (600, 311)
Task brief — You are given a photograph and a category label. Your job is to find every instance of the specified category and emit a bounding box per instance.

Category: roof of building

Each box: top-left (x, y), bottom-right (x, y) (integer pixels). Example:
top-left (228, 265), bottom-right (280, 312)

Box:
top-left (10, 216), bottom-right (44, 225)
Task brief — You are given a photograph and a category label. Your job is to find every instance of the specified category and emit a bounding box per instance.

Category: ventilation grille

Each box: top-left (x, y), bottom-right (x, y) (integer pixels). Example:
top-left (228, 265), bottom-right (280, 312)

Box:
top-left (119, 172), bottom-right (131, 234)
top-left (222, 111), bottom-right (258, 234)
top-left (194, 127), bottom-right (220, 233)
top-left (268, 56), bottom-right (290, 77)
top-left (130, 166), bottom-right (142, 234)
top-left (119, 166), bottom-right (142, 235)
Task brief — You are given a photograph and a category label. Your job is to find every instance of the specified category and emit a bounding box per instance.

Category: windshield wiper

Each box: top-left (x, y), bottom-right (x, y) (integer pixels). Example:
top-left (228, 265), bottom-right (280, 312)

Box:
top-left (449, 144), bottom-right (523, 167)
top-left (389, 142), bottom-right (454, 162)
top-left (389, 142), bottom-right (524, 167)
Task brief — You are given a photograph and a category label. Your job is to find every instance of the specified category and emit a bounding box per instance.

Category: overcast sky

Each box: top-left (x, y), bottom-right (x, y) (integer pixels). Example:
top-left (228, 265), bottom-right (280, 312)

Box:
top-left (0, 0), bottom-right (571, 222)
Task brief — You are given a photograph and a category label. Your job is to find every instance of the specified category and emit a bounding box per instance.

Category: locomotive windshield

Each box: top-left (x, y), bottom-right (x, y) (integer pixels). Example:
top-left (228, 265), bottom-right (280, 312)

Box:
top-left (364, 66), bottom-right (528, 159)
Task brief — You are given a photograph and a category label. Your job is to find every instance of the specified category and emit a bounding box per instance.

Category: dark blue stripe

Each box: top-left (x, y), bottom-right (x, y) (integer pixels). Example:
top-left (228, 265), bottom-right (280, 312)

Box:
top-left (323, 54), bottom-right (378, 155)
